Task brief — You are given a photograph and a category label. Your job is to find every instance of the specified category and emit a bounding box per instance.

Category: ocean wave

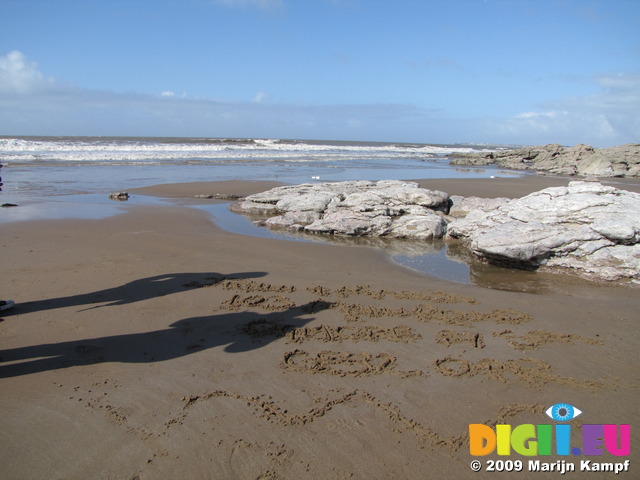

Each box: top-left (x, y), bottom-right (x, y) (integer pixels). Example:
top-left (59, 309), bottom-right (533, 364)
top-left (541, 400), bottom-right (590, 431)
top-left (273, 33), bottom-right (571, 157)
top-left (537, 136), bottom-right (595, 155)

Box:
top-left (0, 137), bottom-right (487, 165)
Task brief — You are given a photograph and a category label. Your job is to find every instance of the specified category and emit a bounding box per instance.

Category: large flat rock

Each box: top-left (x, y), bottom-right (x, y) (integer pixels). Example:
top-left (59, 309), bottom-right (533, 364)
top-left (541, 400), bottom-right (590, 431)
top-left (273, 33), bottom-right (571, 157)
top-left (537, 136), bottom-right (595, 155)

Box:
top-left (230, 180), bottom-right (450, 239)
top-left (229, 179), bottom-right (640, 283)
top-left (447, 181), bottom-right (640, 281)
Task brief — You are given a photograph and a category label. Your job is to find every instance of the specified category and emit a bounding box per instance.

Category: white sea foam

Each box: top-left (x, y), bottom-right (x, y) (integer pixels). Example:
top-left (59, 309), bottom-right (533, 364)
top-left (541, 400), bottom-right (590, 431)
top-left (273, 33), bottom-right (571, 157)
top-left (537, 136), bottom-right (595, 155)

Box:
top-left (0, 137), bottom-right (486, 165)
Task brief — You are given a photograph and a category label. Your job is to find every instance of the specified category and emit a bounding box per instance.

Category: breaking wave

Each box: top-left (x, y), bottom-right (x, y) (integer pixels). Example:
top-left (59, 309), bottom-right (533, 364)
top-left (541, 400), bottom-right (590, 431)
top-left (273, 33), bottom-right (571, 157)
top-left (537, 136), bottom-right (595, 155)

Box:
top-left (0, 136), bottom-right (491, 166)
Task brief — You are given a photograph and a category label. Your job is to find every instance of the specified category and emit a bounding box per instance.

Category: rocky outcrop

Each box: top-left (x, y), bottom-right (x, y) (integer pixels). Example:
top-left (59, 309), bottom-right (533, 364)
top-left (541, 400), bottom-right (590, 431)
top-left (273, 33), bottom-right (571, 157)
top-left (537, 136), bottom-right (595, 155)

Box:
top-left (448, 195), bottom-right (509, 217)
top-left (229, 180), bottom-right (640, 283)
top-left (230, 180), bottom-right (450, 239)
top-left (447, 181), bottom-right (640, 281)
top-left (449, 143), bottom-right (640, 177)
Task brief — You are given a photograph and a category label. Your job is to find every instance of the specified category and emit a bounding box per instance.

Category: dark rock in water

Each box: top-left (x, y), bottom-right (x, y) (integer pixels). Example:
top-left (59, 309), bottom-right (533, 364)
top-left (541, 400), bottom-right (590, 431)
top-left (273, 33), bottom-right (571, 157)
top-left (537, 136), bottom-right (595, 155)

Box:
top-left (194, 193), bottom-right (242, 200)
top-left (109, 192), bottom-right (129, 201)
top-left (1, 203), bottom-right (18, 207)
top-left (449, 143), bottom-right (640, 177)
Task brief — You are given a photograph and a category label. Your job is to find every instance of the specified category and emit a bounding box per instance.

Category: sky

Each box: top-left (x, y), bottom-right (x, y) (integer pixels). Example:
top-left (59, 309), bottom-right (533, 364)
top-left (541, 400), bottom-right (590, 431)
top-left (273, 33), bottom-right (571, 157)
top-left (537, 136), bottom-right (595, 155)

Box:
top-left (0, 0), bottom-right (639, 146)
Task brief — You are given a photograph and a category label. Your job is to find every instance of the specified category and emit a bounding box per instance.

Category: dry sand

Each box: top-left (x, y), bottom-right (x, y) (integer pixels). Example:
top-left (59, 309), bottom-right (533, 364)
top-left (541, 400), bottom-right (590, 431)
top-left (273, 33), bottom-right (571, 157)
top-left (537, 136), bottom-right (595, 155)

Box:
top-left (1, 178), bottom-right (638, 479)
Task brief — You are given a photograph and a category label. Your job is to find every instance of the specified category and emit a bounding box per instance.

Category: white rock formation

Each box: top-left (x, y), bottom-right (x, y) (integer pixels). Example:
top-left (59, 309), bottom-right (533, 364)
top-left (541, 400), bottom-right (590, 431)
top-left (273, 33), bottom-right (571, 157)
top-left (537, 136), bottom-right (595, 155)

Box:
top-left (229, 179), bottom-right (640, 282)
top-left (447, 181), bottom-right (640, 281)
top-left (230, 180), bottom-right (450, 239)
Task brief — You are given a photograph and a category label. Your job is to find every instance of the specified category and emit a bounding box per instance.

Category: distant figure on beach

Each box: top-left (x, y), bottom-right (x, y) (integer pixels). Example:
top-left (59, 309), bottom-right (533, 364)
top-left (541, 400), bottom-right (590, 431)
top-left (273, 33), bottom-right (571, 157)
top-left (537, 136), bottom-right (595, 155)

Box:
top-left (1, 163), bottom-right (15, 312)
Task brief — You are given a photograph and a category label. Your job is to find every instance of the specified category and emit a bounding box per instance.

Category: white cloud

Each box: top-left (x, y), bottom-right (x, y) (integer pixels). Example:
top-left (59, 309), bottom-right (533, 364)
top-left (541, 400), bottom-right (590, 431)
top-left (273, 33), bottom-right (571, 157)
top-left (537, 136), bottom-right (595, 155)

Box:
top-left (496, 110), bottom-right (615, 142)
top-left (514, 111), bottom-right (568, 120)
top-left (4, 51), bottom-right (636, 146)
top-left (488, 72), bottom-right (640, 147)
top-left (0, 52), bottom-right (431, 140)
top-left (597, 72), bottom-right (640, 91)
top-left (0, 50), bottom-right (55, 94)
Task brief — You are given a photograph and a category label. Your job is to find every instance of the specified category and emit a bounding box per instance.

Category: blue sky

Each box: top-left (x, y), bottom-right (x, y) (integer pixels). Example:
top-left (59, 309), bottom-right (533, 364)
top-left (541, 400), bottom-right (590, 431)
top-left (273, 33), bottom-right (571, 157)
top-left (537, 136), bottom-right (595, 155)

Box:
top-left (1, 0), bottom-right (638, 146)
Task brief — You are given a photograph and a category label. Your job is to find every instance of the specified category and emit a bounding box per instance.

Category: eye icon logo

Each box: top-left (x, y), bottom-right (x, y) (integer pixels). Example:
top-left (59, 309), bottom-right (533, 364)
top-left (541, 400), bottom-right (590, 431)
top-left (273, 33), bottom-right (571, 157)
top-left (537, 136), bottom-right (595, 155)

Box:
top-left (545, 403), bottom-right (582, 422)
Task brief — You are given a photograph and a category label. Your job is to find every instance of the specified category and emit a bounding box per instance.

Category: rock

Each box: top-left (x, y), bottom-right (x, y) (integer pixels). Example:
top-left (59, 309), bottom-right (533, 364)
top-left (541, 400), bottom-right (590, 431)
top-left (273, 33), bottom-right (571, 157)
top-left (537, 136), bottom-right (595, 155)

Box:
top-left (306, 209), bottom-right (394, 236)
top-left (109, 192), bottom-right (129, 201)
top-left (264, 210), bottom-right (321, 229)
top-left (447, 181), bottom-right (640, 281)
top-left (230, 180), bottom-right (450, 239)
top-left (548, 244), bottom-right (640, 281)
top-left (448, 195), bottom-right (510, 217)
top-left (194, 193), bottom-right (242, 200)
top-left (449, 143), bottom-right (640, 177)
top-left (386, 210), bottom-right (448, 239)
top-left (230, 179), bottom-right (639, 282)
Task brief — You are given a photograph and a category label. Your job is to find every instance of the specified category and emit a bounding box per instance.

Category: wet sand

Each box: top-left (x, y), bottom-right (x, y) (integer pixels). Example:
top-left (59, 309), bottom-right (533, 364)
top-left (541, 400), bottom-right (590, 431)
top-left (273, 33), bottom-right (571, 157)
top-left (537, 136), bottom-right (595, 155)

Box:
top-left (415, 174), bottom-right (640, 197)
top-left (1, 178), bottom-right (638, 479)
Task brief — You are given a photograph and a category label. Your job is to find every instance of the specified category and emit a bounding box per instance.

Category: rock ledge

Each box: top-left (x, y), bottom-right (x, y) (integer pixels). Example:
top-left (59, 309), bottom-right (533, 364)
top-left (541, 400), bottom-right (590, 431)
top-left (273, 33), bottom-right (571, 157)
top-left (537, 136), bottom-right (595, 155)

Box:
top-left (230, 180), bottom-right (450, 239)
top-left (449, 143), bottom-right (640, 177)
top-left (229, 180), bottom-right (640, 283)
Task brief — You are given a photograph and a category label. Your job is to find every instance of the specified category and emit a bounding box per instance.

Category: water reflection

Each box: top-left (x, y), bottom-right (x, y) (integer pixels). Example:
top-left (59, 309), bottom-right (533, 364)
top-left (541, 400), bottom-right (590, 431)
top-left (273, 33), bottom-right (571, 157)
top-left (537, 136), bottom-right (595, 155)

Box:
top-left (0, 193), bottom-right (167, 223)
top-left (440, 242), bottom-right (584, 294)
top-left (200, 203), bottom-right (593, 294)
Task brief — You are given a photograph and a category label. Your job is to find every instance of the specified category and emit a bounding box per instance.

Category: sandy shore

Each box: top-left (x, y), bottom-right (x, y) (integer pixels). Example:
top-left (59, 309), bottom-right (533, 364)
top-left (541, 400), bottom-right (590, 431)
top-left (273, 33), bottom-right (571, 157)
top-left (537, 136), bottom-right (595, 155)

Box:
top-left (1, 178), bottom-right (638, 479)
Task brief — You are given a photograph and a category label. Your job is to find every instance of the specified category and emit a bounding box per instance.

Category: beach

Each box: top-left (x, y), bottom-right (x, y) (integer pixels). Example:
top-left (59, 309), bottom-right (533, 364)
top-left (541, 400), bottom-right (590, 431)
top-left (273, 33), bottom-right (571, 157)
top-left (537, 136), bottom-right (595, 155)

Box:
top-left (1, 176), bottom-right (638, 479)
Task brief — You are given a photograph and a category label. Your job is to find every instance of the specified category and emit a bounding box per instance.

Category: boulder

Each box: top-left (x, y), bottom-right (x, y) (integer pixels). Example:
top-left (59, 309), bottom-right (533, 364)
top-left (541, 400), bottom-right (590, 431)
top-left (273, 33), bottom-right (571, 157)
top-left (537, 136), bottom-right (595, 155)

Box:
top-left (447, 181), bottom-right (640, 281)
top-left (230, 180), bottom-right (450, 239)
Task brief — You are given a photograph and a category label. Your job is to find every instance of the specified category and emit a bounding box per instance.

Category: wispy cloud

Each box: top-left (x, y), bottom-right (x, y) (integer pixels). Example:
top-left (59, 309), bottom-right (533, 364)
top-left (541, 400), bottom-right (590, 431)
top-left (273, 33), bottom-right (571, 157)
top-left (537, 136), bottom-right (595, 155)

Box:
top-left (597, 72), bottom-right (640, 91)
top-left (488, 72), bottom-right (640, 146)
top-left (160, 90), bottom-right (187, 98)
top-left (3, 51), bottom-right (638, 146)
top-left (0, 51), bottom-right (431, 140)
top-left (514, 111), bottom-right (568, 120)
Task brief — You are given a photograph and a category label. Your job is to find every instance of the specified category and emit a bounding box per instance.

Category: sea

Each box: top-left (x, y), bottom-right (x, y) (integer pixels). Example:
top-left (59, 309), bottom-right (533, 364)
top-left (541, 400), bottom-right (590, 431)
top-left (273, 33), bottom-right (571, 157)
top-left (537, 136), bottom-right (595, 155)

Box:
top-left (0, 136), bottom-right (516, 196)
top-left (1, 136), bottom-right (540, 289)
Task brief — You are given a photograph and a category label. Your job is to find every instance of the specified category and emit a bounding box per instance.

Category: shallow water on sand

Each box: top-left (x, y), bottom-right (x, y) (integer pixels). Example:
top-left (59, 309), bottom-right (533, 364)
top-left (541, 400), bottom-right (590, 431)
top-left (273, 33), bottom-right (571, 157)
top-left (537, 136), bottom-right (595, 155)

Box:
top-left (1, 136), bottom-right (514, 202)
top-left (197, 202), bottom-right (604, 294)
top-left (3, 136), bottom-right (592, 292)
top-left (0, 187), bottom-right (616, 294)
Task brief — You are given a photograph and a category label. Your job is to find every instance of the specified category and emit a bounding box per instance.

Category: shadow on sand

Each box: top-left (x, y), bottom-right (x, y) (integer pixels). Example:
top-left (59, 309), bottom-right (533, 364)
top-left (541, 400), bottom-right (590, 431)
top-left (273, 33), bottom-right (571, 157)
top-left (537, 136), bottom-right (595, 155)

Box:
top-left (10, 271), bottom-right (268, 315)
top-left (0, 271), bottom-right (331, 378)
